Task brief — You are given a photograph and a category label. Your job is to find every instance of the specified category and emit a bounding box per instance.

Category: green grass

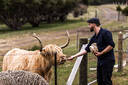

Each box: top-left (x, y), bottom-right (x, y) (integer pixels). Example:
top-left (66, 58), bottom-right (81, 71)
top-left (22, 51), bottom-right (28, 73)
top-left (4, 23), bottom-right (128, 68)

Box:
top-left (102, 21), bottom-right (128, 31)
top-left (0, 20), bottom-right (87, 39)
top-left (113, 65), bottom-right (128, 85)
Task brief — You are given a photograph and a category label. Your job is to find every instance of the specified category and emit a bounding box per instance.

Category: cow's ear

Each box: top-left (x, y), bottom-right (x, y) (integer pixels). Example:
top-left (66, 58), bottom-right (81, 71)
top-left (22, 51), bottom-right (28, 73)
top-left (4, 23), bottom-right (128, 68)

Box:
top-left (40, 48), bottom-right (46, 56)
top-left (42, 48), bottom-right (45, 51)
top-left (41, 48), bottom-right (51, 57)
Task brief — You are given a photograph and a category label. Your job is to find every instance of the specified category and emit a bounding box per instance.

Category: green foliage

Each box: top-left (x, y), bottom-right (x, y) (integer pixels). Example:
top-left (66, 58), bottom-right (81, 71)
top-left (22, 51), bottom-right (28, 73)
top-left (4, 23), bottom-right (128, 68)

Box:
top-left (81, 0), bottom-right (88, 5)
top-left (73, 4), bottom-right (87, 17)
top-left (0, 0), bottom-right (27, 30)
top-left (40, 0), bottom-right (78, 23)
top-left (122, 6), bottom-right (128, 16)
top-left (0, 0), bottom-right (81, 30)
top-left (28, 45), bottom-right (40, 51)
top-left (87, 0), bottom-right (127, 4)
top-left (88, 0), bottom-right (102, 5)
top-left (116, 5), bottom-right (122, 11)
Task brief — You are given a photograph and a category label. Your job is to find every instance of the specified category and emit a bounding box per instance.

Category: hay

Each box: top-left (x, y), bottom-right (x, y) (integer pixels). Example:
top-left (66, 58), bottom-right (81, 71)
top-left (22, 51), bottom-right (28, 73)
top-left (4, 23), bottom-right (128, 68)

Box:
top-left (0, 70), bottom-right (49, 85)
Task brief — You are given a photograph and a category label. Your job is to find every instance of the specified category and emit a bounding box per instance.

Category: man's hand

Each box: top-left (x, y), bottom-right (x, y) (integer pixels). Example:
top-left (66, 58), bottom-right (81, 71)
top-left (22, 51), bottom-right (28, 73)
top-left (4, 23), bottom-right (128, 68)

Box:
top-left (95, 45), bottom-right (113, 57)
top-left (67, 56), bottom-right (75, 61)
top-left (94, 52), bottom-right (103, 57)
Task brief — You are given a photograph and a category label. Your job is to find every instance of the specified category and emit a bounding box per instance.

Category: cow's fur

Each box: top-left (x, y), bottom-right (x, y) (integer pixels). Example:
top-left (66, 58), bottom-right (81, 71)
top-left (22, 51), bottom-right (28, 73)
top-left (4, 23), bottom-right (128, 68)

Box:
top-left (2, 44), bottom-right (67, 82)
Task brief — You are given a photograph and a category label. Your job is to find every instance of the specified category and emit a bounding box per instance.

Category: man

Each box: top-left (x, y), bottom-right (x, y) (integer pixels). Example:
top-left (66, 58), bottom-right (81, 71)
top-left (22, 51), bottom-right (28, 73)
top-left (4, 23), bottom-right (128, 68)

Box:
top-left (68, 18), bottom-right (115, 85)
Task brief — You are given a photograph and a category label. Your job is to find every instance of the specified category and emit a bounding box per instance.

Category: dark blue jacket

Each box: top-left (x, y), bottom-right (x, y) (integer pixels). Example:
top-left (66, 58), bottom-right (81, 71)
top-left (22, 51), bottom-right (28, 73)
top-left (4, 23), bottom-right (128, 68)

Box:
top-left (85, 28), bottom-right (115, 65)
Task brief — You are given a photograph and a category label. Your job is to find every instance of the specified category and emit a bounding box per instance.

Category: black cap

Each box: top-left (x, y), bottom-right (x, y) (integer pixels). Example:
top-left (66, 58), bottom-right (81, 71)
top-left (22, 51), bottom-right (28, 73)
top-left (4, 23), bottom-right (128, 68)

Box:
top-left (87, 18), bottom-right (100, 26)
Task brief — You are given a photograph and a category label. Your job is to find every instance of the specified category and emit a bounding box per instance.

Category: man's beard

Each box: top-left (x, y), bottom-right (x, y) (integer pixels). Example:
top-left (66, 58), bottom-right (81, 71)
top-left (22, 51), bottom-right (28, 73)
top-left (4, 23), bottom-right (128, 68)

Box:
top-left (90, 27), bottom-right (94, 32)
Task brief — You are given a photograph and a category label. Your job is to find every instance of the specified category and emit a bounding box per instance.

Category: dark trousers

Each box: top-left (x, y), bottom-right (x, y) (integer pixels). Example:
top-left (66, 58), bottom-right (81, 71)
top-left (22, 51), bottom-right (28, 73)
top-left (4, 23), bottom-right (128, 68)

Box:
top-left (97, 62), bottom-right (114, 85)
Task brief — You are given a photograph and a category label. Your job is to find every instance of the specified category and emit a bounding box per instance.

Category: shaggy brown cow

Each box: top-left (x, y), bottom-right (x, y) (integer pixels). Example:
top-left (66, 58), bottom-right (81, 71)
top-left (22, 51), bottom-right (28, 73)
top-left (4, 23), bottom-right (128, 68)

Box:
top-left (2, 31), bottom-right (70, 82)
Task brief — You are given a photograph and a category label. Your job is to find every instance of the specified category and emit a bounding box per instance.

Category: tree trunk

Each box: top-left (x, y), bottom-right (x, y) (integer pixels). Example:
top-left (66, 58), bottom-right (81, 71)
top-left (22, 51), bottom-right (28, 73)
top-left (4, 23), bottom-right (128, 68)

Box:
top-left (47, 16), bottom-right (52, 23)
top-left (29, 22), bottom-right (39, 27)
top-left (9, 25), bottom-right (21, 30)
top-left (59, 15), bottom-right (66, 22)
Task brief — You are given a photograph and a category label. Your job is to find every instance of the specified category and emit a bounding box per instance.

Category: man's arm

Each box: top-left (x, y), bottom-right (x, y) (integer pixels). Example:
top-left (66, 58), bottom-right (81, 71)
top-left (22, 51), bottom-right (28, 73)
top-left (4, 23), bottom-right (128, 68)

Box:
top-left (95, 45), bottom-right (113, 57)
top-left (68, 50), bottom-right (87, 60)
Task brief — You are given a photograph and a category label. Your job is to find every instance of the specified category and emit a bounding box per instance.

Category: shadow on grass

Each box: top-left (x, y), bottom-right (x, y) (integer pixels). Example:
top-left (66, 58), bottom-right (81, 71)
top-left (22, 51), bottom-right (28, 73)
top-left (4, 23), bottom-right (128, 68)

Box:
top-left (0, 20), bottom-right (84, 34)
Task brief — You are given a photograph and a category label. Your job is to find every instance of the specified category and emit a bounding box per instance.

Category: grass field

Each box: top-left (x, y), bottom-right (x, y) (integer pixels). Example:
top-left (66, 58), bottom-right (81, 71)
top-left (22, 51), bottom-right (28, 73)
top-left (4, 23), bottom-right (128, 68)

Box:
top-left (0, 4), bottom-right (128, 85)
top-left (0, 20), bottom-right (87, 39)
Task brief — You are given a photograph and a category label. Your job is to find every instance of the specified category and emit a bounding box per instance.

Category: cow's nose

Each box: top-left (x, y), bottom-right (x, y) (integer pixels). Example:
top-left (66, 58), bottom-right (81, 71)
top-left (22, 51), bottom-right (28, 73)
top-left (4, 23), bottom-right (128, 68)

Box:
top-left (59, 56), bottom-right (66, 64)
top-left (62, 56), bottom-right (67, 61)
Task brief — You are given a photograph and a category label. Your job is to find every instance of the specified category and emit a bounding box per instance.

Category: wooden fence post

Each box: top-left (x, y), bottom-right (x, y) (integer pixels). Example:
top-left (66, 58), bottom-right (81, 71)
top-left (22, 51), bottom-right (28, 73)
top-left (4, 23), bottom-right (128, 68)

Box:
top-left (79, 38), bottom-right (88, 85)
top-left (76, 30), bottom-right (79, 49)
top-left (118, 31), bottom-right (123, 72)
top-left (95, 9), bottom-right (98, 18)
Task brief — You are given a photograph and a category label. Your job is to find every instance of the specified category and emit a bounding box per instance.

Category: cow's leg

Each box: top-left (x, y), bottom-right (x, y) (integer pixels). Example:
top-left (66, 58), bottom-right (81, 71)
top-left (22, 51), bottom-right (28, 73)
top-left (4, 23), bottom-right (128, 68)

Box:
top-left (47, 69), bottom-right (52, 82)
top-left (2, 63), bottom-right (7, 71)
top-left (2, 58), bottom-right (8, 71)
top-left (44, 69), bottom-right (52, 82)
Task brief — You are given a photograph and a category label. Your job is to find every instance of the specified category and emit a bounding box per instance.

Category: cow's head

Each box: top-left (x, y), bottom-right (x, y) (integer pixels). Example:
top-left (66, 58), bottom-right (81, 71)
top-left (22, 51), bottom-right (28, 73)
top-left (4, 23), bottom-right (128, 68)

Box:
top-left (33, 31), bottom-right (70, 65)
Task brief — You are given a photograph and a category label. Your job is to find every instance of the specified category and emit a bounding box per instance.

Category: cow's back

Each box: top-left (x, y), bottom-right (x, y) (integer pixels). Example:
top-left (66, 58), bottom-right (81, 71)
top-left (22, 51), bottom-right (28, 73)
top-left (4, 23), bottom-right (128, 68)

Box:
top-left (2, 48), bottom-right (53, 82)
top-left (2, 48), bottom-right (32, 71)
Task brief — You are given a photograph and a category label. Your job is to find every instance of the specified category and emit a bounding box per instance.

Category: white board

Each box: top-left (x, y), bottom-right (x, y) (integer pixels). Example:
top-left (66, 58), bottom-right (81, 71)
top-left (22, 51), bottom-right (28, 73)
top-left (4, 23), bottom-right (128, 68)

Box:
top-left (66, 44), bottom-right (87, 85)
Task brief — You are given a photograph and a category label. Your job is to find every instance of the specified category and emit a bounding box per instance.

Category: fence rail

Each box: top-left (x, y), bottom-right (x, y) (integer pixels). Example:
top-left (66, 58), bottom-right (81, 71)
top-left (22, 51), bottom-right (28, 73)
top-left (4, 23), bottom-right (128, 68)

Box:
top-left (66, 44), bottom-right (87, 85)
top-left (67, 38), bottom-right (88, 85)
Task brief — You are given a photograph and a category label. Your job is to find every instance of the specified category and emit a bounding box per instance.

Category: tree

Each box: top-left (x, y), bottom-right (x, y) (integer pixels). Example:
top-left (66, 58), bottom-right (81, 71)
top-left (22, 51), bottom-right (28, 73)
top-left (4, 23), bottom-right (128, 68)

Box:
top-left (40, 0), bottom-right (79, 23)
top-left (57, 0), bottom-right (77, 22)
top-left (122, 6), bottom-right (128, 16)
top-left (116, 5), bottom-right (122, 21)
top-left (88, 0), bottom-right (101, 5)
top-left (0, 0), bottom-right (27, 30)
top-left (81, 0), bottom-right (88, 5)
top-left (24, 0), bottom-right (42, 27)
top-left (0, 0), bottom-right (84, 29)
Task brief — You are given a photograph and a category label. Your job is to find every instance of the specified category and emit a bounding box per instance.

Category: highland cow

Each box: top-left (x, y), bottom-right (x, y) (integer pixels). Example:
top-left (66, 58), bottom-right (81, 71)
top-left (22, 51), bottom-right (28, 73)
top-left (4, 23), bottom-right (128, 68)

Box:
top-left (2, 31), bottom-right (70, 82)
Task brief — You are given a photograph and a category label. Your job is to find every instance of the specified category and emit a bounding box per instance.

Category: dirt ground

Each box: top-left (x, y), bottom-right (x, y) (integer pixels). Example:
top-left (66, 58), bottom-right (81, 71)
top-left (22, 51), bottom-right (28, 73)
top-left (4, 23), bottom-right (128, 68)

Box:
top-left (0, 27), bottom-right (92, 56)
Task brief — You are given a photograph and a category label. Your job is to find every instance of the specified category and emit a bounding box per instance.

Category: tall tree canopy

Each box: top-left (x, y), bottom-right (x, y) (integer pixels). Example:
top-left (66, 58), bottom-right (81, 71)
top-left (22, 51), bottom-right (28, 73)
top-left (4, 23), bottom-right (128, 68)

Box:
top-left (0, 0), bottom-right (85, 30)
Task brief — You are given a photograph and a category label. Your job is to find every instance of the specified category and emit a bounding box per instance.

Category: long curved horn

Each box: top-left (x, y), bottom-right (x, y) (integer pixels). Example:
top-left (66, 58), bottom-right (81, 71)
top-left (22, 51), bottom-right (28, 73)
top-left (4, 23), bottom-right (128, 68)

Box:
top-left (60, 31), bottom-right (70, 49)
top-left (32, 33), bottom-right (43, 52)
